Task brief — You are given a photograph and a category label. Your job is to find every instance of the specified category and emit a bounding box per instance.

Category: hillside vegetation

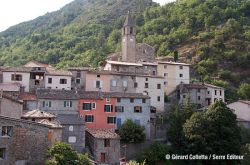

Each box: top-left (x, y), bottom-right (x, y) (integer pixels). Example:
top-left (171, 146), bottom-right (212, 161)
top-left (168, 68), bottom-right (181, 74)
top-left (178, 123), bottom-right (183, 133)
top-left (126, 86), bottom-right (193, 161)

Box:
top-left (0, 0), bottom-right (250, 101)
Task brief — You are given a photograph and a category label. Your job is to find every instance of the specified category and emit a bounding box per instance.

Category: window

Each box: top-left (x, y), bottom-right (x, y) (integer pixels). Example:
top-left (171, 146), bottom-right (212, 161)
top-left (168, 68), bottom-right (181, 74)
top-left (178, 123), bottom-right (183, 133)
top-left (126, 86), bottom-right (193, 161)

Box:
top-left (115, 106), bottom-right (124, 112)
top-left (145, 83), bottom-right (148, 88)
top-left (134, 106), bottom-right (142, 113)
top-left (101, 153), bottom-right (106, 163)
top-left (92, 102), bottom-right (96, 109)
top-left (130, 98), bottom-right (134, 103)
top-left (142, 98), bottom-right (146, 103)
top-left (107, 117), bottom-right (116, 124)
top-left (11, 74), bottom-right (22, 81)
top-left (111, 80), bottom-right (117, 87)
top-left (164, 73), bottom-right (168, 77)
top-left (64, 101), bottom-right (72, 108)
top-left (145, 78), bottom-right (148, 81)
top-left (157, 96), bottom-right (161, 102)
top-left (69, 126), bottom-right (74, 132)
top-left (134, 82), bottom-right (138, 88)
top-left (198, 89), bottom-right (200, 93)
top-left (68, 136), bottom-right (76, 143)
top-left (179, 74), bottom-right (183, 78)
top-left (85, 115), bottom-right (94, 122)
top-left (164, 81), bottom-right (168, 85)
top-left (96, 80), bottom-right (101, 88)
top-left (220, 90), bottom-right (222, 96)
top-left (183, 95), bottom-right (186, 98)
top-left (76, 78), bottom-right (81, 84)
top-left (207, 91), bottom-right (210, 94)
top-left (117, 98), bottom-right (121, 103)
top-left (97, 75), bottom-right (100, 78)
top-left (83, 103), bottom-right (91, 110)
top-left (104, 139), bottom-right (110, 147)
top-left (215, 90), bottom-right (217, 95)
top-left (106, 98), bottom-right (110, 102)
top-left (123, 81), bottom-right (128, 87)
top-left (43, 101), bottom-right (51, 108)
top-left (60, 79), bottom-right (67, 84)
top-left (0, 148), bottom-right (6, 159)
top-left (48, 78), bottom-right (52, 84)
top-left (179, 66), bottom-right (183, 69)
top-left (157, 84), bottom-right (161, 89)
top-left (198, 96), bottom-right (201, 100)
top-left (104, 105), bottom-right (112, 112)
top-left (1, 126), bottom-right (13, 137)
top-left (164, 65), bottom-right (167, 69)
top-left (152, 71), bottom-right (156, 75)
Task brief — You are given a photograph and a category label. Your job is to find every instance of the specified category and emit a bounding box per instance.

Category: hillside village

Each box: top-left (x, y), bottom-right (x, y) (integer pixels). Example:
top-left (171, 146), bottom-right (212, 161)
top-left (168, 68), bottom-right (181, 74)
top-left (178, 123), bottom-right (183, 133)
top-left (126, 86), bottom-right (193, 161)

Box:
top-left (0, 11), bottom-right (249, 165)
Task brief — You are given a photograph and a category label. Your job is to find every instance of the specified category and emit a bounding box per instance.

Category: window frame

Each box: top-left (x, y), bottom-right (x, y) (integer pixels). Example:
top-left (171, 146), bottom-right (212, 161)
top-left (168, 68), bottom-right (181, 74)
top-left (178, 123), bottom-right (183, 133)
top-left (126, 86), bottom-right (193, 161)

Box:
top-left (82, 102), bottom-right (92, 111)
top-left (85, 115), bottom-right (94, 123)
top-left (107, 116), bottom-right (116, 124)
top-left (134, 106), bottom-right (142, 113)
top-left (1, 126), bottom-right (13, 137)
top-left (104, 104), bottom-right (112, 113)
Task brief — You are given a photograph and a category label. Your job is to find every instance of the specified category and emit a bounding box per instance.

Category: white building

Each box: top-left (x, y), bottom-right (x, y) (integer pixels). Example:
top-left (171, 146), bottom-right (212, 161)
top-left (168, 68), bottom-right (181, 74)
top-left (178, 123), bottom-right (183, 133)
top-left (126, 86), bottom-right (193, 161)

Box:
top-left (45, 69), bottom-right (72, 90)
top-left (157, 61), bottom-right (190, 95)
top-left (204, 83), bottom-right (225, 105)
top-left (2, 67), bottom-right (32, 92)
top-left (227, 100), bottom-right (250, 128)
top-left (135, 75), bottom-right (165, 112)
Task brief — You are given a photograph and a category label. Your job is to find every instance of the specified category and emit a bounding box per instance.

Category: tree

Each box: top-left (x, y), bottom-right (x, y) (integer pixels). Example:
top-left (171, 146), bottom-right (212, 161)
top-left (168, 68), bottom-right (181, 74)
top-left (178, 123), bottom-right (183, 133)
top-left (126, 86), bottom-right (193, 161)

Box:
top-left (46, 142), bottom-right (91, 165)
top-left (174, 50), bottom-right (179, 62)
top-left (183, 101), bottom-right (241, 164)
top-left (166, 101), bottom-right (194, 153)
top-left (118, 119), bottom-right (145, 143)
top-left (137, 142), bottom-right (169, 165)
top-left (238, 83), bottom-right (250, 99)
top-left (126, 160), bottom-right (145, 165)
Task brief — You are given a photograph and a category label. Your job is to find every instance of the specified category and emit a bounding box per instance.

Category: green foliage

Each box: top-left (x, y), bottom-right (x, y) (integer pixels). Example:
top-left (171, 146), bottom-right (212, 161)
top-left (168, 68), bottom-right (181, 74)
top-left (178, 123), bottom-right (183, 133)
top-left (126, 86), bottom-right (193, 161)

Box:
top-left (126, 160), bottom-right (145, 165)
top-left (238, 83), bottom-right (250, 99)
top-left (118, 119), bottom-right (145, 143)
top-left (46, 142), bottom-right (91, 165)
top-left (183, 101), bottom-right (241, 158)
top-left (137, 142), bottom-right (169, 165)
top-left (242, 143), bottom-right (250, 165)
top-left (166, 101), bottom-right (194, 153)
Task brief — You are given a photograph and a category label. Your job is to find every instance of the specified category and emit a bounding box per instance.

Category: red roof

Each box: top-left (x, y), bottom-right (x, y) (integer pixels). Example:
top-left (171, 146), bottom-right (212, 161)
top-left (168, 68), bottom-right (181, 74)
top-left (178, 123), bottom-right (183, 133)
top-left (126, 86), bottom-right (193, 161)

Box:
top-left (18, 92), bottom-right (37, 101)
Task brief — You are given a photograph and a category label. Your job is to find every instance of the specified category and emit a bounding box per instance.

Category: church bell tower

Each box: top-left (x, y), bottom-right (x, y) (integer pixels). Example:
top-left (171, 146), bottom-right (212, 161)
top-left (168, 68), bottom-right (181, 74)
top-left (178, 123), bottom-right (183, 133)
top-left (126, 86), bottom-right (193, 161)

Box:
top-left (122, 11), bottom-right (136, 63)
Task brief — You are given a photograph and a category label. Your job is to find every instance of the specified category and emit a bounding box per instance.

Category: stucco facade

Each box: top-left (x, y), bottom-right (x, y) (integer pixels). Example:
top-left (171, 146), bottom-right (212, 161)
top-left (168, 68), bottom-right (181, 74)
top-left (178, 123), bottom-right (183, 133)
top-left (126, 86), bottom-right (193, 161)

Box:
top-left (116, 97), bottom-right (151, 139)
top-left (157, 62), bottom-right (190, 95)
top-left (204, 83), bottom-right (225, 105)
top-left (45, 75), bottom-right (72, 90)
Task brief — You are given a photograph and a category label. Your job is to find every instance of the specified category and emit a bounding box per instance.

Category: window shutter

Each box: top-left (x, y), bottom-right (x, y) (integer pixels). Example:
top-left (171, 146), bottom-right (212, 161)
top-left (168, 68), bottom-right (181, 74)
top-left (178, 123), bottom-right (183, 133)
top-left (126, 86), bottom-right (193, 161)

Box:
top-left (122, 106), bottom-right (124, 112)
top-left (49, 101), bottom-right (51, 107)
top-left (111, 105), bottom-right (113, 112)
top-left (104, 105), bottom-right (106, 112)
top-left (64, 101), bottom-right (66, 107)
top-left (85, 115), bottom-right (87, 122)
top-left (70, 101), bottom-right (72, 107)
top-left (43, 101), bottom-right (45, 107)
top-left (100, 81), bottom-right (103, 88)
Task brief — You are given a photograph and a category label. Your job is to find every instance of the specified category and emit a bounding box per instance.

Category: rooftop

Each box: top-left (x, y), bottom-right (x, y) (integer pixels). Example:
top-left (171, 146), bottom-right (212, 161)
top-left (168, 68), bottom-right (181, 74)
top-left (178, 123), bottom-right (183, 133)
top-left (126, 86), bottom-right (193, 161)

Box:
top-left (36, 89), bottom-right (150, 100)
top-left (57, 114), bottom-right (84, 125)
top-left (3, 67), bottom-right (33, 73)
top-left (67, 67), bottom-right (90, 71)
top-left (179, 84), bottom-right (207, 89)
top-left (203, 83), bottom-right (224, 89)
top-left (0, 83), bottom-right (21, 91)
top-left (46, 68), bottom-right (72, 76)
top-left (239, 100), bottom-right (250, 105)
top-left (22, 109), bottom-right (56, 119)
top-left (18, 92), bottom-right (37, 101)
top-left (24, 60), bottom-right (53, 68)
top-left (157, 61), bottom-right (191, 66)
top-left (106, 60), bottom-right (143, 66)
top-left (38, 119), bottom-right (63, 128)
top-left (87, 129), bottom-right (120, 139)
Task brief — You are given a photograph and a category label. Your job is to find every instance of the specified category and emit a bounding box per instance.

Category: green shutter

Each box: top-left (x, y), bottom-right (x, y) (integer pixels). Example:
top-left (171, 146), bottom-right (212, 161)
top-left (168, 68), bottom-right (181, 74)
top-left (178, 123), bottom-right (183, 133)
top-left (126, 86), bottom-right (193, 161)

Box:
top-left (43, 101), bottom-right (45, 107)
top-left (49, 101), bottom-right (51, 107)
top-left (70, 101), bottom-right (72, 107)
top-left (64, 101), bottom-right (66, 107)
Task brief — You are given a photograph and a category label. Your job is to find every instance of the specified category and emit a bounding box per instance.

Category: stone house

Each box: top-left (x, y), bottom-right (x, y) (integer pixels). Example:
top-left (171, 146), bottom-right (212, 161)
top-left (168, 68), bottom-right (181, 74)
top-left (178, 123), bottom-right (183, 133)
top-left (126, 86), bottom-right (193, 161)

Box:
top-left (18, 92), bottom-right (37, 111)
top-left (227, 100), bottom-right (250, 128)
top-left (68, 67), bottom-right (90, 90)
top-left (0, 115), bottom-right (52, 165)
top-left (0, 94), bottom-right (23, 119)
top-left (86, 129), bottom-right (120, 165)
top-left (0, 83), bottom-right (21, 96)
top-left (203, 83), bottom-right (225, 105)
top-left (45, 69), bottom-right (72, 90)
top-left (169, 84), bottom-right (207, 108)
top-left (21, 109), bottom-right (63, 144)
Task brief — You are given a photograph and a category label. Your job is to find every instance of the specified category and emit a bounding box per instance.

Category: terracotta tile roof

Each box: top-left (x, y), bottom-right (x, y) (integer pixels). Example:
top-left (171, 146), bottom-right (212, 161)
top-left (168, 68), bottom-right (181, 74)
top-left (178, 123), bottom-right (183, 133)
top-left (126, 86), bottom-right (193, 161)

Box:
top-left (2, 94), bottom-right (23, 104)
top-left (36, 89), bottom-right (150, 100)
top-left (0, 83), bottom-right (21, 91)
top-left (157, 61), bottom-right (191, 66)
top-left (203, 83), bottom-right (224, 89)
top-left (24, 61), bottom-right (53, 68)
top-left (18, 92), bottom-right (37, 101)
top-left (22, 109), bottom-right (56, 119)
top-left (239, 100), bottom-right (250, 105)
top-left (3, 67), bottom-right (33, 72)
top-left (38, 119), bottom-right (63, 128)
top-left (106, 60), bottom-right (143, 66)
top-left (87, 129), bottom-right (120, 139)
top-left (46, 68), bottom-right (72, 76)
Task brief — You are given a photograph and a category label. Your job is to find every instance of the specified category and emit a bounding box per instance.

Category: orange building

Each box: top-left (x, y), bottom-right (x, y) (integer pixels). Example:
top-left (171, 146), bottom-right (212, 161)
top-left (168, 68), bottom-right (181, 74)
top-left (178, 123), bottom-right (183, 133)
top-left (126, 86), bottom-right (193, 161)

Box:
top-left (79, 92), bottom-right (116, 130)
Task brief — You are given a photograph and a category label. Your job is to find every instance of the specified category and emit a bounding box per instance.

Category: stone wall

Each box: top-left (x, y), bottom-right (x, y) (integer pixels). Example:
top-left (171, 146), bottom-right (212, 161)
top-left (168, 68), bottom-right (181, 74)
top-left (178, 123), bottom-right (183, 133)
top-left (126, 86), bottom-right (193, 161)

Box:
top-left (0, 117), bottom-right (50, 165)
top-left (0, 97), bottom-right (23, 119)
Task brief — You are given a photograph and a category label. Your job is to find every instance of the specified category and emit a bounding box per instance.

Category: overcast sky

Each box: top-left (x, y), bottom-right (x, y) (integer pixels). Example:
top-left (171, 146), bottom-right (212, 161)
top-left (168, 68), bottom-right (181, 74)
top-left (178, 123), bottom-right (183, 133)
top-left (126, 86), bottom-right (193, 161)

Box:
top-left (0, 0), bottom-right (175, 32)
